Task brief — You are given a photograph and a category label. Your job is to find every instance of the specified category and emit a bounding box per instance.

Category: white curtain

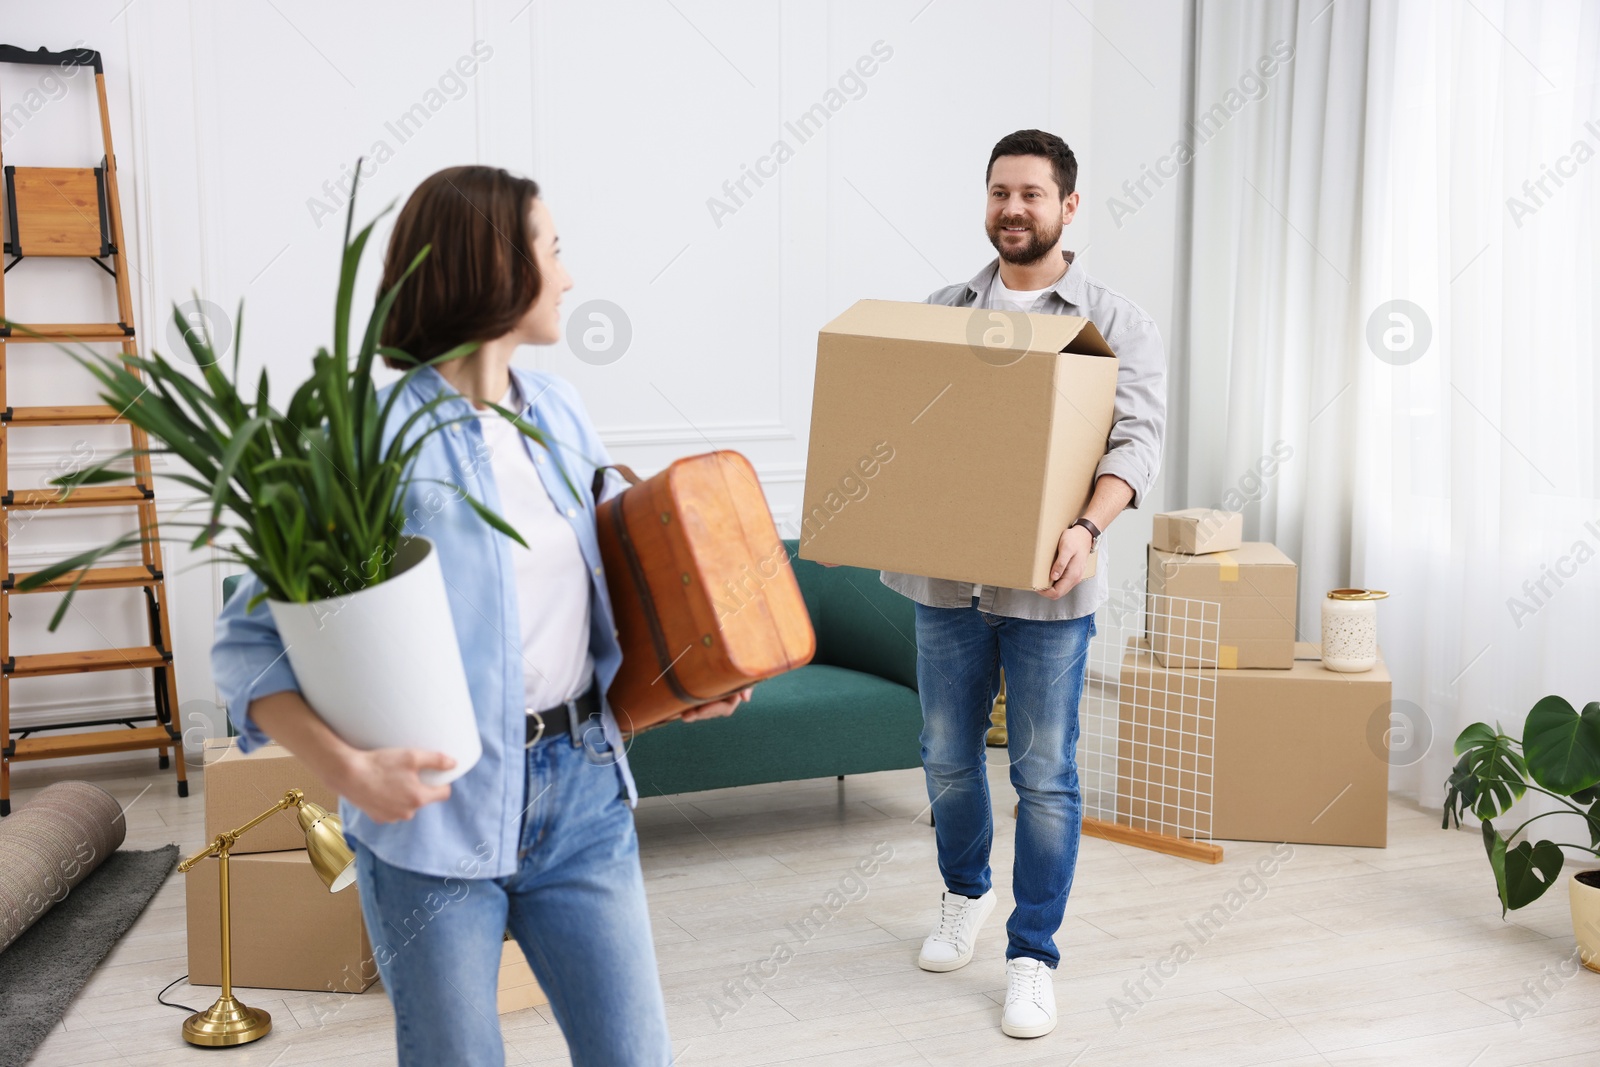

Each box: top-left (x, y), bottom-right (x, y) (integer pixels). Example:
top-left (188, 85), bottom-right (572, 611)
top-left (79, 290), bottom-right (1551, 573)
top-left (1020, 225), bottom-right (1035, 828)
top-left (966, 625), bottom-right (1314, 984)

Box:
top-left (1176, 0), bottom-right (1600, 815)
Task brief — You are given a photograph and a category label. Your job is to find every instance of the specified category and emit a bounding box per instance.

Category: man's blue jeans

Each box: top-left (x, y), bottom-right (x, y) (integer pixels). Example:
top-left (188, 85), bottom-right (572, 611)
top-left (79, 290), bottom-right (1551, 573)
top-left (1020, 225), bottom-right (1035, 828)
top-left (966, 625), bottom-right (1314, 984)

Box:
top-left (353, 728), bottom-right (673, 1066)
top-left (914, 597), bottom-right (1096, 969)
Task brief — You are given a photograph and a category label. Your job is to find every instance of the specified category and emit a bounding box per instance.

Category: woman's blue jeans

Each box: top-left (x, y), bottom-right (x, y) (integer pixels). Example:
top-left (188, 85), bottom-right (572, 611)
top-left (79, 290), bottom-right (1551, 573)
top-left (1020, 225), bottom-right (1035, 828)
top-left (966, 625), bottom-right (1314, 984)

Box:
top-left (914, 597), bottom-right (1097, 969)
top-left (353, 729), bottom-right (673, 1066)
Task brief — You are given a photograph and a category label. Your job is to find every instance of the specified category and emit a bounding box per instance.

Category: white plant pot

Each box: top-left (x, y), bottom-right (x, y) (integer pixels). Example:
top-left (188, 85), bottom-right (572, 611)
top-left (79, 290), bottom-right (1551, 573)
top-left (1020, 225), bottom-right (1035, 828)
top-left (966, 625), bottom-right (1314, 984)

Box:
top-left (1572, 870), bottom-right (1600, 975)
top-left (268, 536), bottom-right (481, 786)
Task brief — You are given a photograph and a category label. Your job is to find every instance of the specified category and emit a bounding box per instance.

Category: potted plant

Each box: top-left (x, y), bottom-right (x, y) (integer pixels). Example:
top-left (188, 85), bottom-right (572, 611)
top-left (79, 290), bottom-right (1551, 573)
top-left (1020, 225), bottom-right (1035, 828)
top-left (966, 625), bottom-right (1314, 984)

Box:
top-left (1443, 695), bottom-right (1600, 971)
top-left (10, 175), bottom-right (579, 784)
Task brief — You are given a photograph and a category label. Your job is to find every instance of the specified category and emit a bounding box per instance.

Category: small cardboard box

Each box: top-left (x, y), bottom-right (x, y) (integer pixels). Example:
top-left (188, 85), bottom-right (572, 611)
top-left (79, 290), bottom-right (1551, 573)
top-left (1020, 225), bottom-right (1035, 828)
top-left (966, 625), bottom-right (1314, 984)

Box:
top-left (498, 937), bottom-right (550, 1013)
top-left (1146, 542), bottom-right (1297, 669)
top-left (1116, 639), bottom-right (1390, 848)
top-left (186, 850), bottom-right (375, 992)
top-left (203, 738), bottom-right (341, 854)
top-left (798, 299), bottom-right (1118, 590)
top-left (1151, 508), bottom-right (1243, 555)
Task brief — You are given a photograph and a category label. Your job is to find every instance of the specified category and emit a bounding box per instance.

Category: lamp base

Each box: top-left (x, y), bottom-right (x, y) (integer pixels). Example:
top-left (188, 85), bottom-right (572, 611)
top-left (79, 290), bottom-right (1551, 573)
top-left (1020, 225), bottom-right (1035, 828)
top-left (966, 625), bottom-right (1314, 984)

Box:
top-left (182, 995), bottom-right (272, 1047)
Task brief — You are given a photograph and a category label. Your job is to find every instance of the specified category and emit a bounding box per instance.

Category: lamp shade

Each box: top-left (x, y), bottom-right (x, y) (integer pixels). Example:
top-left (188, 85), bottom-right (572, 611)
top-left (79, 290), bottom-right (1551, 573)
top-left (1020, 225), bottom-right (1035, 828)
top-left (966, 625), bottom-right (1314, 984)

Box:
top-left (298, 802), bottom-right (356, 893)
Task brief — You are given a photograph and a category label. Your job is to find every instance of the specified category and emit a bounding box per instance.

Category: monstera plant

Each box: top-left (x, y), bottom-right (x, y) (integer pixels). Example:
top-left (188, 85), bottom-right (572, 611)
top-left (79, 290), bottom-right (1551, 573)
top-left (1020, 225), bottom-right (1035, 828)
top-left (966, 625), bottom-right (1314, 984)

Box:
top-left (1443, 696), bottom-right (1600, 911)
top-left (1442, 695), bottom-right (1600, 970)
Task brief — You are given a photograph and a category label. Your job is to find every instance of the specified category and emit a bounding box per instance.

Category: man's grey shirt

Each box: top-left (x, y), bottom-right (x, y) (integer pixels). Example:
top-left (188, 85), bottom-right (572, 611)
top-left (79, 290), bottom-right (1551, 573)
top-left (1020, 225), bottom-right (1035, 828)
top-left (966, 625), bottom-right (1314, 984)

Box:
top-left (879, 254), bottom-right (1167, 621)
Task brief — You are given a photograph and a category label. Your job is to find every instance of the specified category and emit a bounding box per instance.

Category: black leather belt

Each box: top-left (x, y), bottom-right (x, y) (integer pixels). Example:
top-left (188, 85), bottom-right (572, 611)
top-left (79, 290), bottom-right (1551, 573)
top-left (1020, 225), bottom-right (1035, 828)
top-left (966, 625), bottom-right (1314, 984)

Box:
top-left (526, 677), bottom-right (601, 748)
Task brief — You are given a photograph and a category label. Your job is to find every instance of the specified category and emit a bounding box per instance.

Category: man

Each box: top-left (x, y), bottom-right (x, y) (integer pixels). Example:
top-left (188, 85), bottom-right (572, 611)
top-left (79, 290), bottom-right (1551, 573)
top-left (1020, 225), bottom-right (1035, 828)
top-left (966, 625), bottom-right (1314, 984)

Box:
top-left (879, 129), bottom-right (1166, 1038)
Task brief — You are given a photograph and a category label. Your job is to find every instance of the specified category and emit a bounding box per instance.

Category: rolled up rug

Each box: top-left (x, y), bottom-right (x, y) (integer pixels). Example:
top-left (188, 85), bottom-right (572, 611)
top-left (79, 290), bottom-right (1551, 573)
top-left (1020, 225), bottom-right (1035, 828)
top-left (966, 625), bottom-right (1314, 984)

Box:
top-left (0, 780), bottom-right (126, 952)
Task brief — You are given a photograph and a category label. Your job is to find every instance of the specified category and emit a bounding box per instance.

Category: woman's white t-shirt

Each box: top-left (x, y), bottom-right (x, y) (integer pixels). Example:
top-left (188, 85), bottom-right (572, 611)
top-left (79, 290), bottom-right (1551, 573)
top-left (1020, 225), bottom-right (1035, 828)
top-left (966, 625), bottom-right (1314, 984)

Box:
top-left (475, 381), bottom-right (595, 711)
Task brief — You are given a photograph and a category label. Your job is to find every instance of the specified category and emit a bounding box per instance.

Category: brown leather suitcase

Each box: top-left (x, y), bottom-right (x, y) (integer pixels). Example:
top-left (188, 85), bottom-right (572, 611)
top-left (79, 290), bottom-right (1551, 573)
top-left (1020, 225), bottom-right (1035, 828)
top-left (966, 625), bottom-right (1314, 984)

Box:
top-left (594, 451), bottom-right (815, 734)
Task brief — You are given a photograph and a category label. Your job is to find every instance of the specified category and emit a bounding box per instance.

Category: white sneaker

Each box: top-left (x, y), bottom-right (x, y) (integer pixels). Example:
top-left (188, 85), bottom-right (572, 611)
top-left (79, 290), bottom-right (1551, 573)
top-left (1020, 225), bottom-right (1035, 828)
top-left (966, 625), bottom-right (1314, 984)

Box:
top-left (1001, 956), bottom-right (1057, 1038)
top-left (917, 889), bottom-right (997, 972)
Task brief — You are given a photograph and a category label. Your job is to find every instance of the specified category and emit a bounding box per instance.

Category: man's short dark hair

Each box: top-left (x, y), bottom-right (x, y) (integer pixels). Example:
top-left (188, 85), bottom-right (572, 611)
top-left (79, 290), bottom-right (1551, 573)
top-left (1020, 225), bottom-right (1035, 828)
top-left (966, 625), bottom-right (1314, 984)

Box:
top-left (986, 129), bottom-right (1077, 199)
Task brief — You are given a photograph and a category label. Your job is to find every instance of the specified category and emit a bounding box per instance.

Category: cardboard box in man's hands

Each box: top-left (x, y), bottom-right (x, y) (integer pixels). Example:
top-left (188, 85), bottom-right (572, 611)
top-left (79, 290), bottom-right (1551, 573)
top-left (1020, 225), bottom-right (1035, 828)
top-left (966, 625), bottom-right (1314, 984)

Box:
top-left (798, 299), bottom-right (1117, 591)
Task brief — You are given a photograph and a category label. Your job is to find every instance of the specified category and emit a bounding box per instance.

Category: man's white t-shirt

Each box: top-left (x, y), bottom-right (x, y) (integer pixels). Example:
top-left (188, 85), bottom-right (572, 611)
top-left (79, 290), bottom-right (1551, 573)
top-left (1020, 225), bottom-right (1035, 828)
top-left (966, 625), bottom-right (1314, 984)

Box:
top-left (987, 273), bottom-right (1053, 313)
top-left (972, 273), bottom-right (1054, 601)
top-left (476, 381), bottom-right (595, 711)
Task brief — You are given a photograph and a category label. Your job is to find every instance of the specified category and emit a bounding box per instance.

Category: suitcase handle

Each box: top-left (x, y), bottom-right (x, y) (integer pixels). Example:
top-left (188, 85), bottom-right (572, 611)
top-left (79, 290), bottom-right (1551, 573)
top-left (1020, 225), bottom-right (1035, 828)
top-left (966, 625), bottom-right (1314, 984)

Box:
top-left (590, 463), bottom-right (643, 503)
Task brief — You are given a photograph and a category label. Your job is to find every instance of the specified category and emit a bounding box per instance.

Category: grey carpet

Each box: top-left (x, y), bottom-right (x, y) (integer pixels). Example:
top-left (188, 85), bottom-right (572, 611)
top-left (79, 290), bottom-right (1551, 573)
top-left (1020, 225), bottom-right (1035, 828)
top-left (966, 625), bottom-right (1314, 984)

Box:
top-left (0, 845), bottom-right (179, 1067)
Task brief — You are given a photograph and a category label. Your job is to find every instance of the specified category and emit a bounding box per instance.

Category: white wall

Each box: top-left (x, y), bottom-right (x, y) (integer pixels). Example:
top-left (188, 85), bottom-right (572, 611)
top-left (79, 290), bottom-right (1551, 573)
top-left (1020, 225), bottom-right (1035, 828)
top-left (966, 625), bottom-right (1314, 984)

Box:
top-left (0, 0), bottom-right (1186, 764)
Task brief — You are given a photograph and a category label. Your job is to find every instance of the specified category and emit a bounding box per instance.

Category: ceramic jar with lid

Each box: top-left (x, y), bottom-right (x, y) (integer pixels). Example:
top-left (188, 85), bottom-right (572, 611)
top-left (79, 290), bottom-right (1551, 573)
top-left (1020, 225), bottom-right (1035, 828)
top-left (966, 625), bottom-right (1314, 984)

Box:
top-left (1321, 589), bottom-right (1389, 672)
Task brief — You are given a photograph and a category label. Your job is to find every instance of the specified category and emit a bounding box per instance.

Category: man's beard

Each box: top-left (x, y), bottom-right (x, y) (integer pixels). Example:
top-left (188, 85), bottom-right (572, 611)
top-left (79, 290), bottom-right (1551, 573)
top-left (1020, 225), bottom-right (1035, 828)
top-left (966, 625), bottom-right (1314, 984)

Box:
top-left (986, 214), bottom-right (1064, 265)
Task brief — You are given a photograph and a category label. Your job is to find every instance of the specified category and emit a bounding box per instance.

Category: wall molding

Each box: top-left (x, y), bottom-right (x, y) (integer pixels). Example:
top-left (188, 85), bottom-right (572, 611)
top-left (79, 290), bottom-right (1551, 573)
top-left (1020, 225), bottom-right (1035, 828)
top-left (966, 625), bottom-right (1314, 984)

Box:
top-left (598, 422), bottom-right (798, 447)
top-left (753, 464), bottom-right (806, 484)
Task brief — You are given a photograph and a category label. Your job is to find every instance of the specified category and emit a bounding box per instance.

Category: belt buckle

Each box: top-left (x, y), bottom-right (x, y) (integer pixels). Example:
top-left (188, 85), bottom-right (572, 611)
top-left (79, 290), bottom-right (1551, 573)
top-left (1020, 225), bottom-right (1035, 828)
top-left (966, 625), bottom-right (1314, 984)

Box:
top-left (525, 708), bottom-right (546, 749)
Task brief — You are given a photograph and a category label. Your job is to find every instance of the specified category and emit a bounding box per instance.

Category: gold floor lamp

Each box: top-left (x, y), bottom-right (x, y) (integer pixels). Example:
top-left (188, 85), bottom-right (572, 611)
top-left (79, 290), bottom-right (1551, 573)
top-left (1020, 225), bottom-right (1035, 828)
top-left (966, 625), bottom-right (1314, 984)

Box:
top-left (176, 788), bottom-right (356, 1047)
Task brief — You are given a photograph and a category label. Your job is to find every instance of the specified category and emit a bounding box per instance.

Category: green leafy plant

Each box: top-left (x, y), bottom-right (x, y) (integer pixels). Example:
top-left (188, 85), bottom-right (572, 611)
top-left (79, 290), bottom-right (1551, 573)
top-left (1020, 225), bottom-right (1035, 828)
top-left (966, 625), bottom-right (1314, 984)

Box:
top-left (8, 172), bottom-right (581, 624)
top-left (1443, 695), bottom-right (1600, 914)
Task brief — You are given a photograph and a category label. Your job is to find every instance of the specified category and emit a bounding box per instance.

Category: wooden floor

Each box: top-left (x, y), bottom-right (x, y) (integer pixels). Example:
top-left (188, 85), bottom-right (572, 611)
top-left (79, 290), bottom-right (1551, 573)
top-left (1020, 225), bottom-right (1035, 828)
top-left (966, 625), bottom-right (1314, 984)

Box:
top-left (14, 751), bottom-right (1597, 1067)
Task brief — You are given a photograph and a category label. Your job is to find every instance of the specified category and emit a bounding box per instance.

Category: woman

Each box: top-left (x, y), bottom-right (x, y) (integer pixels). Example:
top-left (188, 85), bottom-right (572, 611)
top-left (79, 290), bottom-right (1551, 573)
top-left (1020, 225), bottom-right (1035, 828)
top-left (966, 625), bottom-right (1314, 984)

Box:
top-left (212, 165), bottom-right (750, 1066)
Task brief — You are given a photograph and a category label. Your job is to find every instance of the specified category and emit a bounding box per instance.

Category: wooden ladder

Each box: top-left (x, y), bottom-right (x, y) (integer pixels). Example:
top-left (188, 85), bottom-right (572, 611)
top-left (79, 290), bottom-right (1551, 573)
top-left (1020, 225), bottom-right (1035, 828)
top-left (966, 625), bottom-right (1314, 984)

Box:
top-left (0, 44), bottom-right (187, 815)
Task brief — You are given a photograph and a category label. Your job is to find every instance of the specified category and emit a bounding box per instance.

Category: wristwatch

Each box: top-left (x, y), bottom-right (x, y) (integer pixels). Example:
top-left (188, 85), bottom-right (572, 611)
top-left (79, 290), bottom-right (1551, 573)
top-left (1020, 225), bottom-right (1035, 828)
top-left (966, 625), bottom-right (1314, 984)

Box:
top-left (1070, 517), bottom-right (1101, 551)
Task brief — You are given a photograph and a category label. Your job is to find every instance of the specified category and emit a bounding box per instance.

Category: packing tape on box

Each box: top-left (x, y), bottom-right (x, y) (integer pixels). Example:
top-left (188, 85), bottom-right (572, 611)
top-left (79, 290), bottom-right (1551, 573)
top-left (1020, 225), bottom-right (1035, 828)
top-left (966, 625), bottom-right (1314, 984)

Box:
top-left (1213, 552), bottom-right (1239, 581)
top-left (1218, 645), bottom-right (1238, 669)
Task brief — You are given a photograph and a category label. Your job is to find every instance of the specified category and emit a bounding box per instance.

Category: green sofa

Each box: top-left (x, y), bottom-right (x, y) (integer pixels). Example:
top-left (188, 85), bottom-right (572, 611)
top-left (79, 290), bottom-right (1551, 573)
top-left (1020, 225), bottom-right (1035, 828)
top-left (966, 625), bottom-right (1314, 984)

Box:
top-left (220, 541), bottom-right (925, 795)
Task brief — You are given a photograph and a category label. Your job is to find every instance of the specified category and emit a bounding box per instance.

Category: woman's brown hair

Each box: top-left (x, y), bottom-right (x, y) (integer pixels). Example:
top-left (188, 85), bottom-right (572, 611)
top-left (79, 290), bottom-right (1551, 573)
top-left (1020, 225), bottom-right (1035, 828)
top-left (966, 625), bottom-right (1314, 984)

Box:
top-left (378, 165), bottom-right (542, 369)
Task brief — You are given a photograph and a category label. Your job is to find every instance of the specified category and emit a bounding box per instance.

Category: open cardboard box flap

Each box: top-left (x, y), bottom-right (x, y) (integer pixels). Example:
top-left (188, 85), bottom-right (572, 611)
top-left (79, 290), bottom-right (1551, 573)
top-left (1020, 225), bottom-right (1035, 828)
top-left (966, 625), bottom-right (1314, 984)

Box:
top-left (821, 299), bottom-right (1115, 357)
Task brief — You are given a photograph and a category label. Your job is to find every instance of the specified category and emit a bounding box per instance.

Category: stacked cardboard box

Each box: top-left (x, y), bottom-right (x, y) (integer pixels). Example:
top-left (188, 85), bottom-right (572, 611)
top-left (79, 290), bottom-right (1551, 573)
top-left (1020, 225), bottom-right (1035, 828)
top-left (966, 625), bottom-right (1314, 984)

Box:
top-left (1147, 541), bottom-right (1298, 669)
top-left (1151, 507), bottom-right (1243, 555)
top-left (1118, 511), bottom-right (1392, 848)
top-left (1117, 638), bottom-right (1391, 847)
top-left (186, 847), bottom-right (375, 992)
top-left (187, 739), bottom-right (375, 992)
top-left (190, 740), bottom-right (552, 1004)
top-left (201, 738), bottom-right (342, 853)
